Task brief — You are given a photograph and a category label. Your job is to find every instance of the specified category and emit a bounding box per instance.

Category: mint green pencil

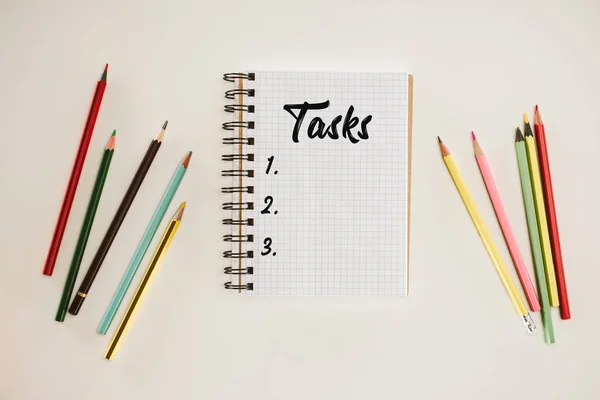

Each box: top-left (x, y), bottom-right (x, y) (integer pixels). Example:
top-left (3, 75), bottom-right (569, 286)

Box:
top-left (97, 151), bottom-right (192, 335)
top-left (515, 128), bottom-right (554, 344)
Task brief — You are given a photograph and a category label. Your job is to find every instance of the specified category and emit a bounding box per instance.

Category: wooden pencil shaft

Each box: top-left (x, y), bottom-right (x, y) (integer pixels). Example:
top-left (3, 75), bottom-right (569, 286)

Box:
top-left (42, 69), bottom-right (107, 276)
top-left (524, 135), bottom-right (560, 306)
top-left (81, 141), bottom-right (159, 288)
top-left (55, 147), bottom-right (114, 322)
top-left (473, 139), bottom-right (540, 311)
top-left (105, 219), bottom-right (179, 360)
top-left (535, 117), bottom-right (570, 319)
top-left (98, 155), bottom-right (190, 335)
top-left (443, 154), bottom-right (527, 316)
top-left (68, 140), bottom-right (161, 315)
top-left (515, 140), bottom-right (554, 343)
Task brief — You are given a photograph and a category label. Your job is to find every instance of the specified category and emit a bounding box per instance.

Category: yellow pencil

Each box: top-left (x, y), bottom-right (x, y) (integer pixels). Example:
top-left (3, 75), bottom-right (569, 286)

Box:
top-left (105, 202), bottom-right (186, 360)
top-left (438, 137), bottom-right (535, 333)
top-left (524, 114), bottom-right (559, 306)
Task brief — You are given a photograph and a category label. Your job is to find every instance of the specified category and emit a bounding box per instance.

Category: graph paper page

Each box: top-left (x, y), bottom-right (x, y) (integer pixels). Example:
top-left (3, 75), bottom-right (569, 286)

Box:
top-left (246, 71), bottom-right (410, 296)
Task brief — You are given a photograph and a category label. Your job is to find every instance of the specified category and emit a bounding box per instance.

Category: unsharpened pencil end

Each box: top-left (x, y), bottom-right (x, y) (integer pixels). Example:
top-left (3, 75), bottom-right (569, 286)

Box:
top-left (523, 313), bottom-right (537, 334)
top-left (55, 309), bottom-right (66, 322)
top-left (515, 127), bottom-right (525, 142)
top-left (105, 131), bottom-right (116, 150)
top-left (68, 293), bottom-right (85, 315)
top-left (104, 347), bottom-right (116, 361)
top-left (523, 112), bottom-right (529, 124)
top-left (174, 202), bottom-right (186, 221)
top-left (181, 151), bottom-right (193, 168)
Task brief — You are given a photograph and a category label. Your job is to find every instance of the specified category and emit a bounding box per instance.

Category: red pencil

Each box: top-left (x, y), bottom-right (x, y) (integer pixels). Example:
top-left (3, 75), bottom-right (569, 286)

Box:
top-left (42, 64), bottom-right (108, 276)
top-left (534, 105), bottom-right (570, 319)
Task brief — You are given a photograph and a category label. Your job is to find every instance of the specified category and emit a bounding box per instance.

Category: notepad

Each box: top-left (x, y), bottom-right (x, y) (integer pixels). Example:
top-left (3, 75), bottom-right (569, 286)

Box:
top-left (222, 71), bottom-right (413, 296)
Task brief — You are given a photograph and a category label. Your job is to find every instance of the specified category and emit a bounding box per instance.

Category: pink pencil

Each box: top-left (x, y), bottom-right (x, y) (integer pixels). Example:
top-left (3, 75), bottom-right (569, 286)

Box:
top-left (472, 132), bottom-right (541, 311)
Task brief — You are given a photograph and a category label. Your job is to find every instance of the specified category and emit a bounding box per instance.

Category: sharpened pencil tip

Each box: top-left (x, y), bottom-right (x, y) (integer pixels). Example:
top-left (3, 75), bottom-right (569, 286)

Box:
top-left (105, 132), bottom-right (116, 150)
top-left (524, 116), bottom-right (534, 137)
top-left (534, 106), bottom-right (543, 125)
top-left (181, 151), bottom-right (192, 168)
top-left (523, 112), bottom-right (529, 124)
top-left (100, 64), bottom-right (108, 81)
top-left (154, 122), bottom-right (167, 142)
top-left (162, 120), bottom-right (168, 129)
top-left (472, 132), bottom-right (483, 155)
top-left (515, 127), bottom-right (524, 142)
top-left (174, 202), bottom-right (186, 221)
top-left (438, 137), bottom-right (450, 156)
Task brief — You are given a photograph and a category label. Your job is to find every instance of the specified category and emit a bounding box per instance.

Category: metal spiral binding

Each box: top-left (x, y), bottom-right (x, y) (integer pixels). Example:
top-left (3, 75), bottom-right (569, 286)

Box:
top-left (224, 266), bottom-right (254, 274)
top-left (223, 234), bottom-right (254, 242)
top-left (225, 104), bottom-right (255, 113)
top-left (222, 170), bottom-right (254, 178)
top-left (221, 186), bottom-right (254, 193)
top-left (222, 218), bottom-right (254, 226)
top-left (222, 72), bottom-right (255, 292)
top-left (224, 282), bottom-right (254, 290)
top-left (223, 72), bottom-right (255, 82)
top-left (223, 137), bottom-right (254, 145)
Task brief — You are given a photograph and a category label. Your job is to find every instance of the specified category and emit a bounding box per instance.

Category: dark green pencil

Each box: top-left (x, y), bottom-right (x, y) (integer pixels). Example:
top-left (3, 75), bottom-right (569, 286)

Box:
top-left (55, 131), bottom-right (116, 322)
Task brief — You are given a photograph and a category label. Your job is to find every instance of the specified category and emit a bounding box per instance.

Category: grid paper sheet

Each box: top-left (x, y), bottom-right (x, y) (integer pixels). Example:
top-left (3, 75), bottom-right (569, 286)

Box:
top-left (238, 71), bottom-right (410, 296)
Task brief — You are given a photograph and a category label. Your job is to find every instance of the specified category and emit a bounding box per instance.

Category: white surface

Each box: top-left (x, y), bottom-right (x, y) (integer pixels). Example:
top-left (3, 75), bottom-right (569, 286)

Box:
top-left (0, 0), bottom-right (599, 399)
top-left (235, 71), bottom-right (409, 295)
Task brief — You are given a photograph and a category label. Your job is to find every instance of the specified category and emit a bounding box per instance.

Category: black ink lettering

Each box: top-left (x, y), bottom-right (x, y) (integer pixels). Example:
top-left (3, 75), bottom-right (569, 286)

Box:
top-left (283, 101), bottom-right (330, 143)
top-left (358, 115), bottom-right (372, 140)
top-left (324, 115), bottom-right (341, 139)
top-left (284, 101), bottom-right (371, 144)
top-left (342, 106), bottom-right (360, 144)
top-left (261, 237), bottom-right (273, 256)
top-left (308, 117), bottom-right (326, 139)
top-left (261, 196), bottom-right (273, 214)
top-left (266, 156), bottom-right (274, 174)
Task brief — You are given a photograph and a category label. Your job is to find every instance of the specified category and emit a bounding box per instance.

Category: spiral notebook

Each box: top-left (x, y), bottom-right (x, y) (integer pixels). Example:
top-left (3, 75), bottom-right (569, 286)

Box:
top-left (222, 71), bottom-right (413, 296)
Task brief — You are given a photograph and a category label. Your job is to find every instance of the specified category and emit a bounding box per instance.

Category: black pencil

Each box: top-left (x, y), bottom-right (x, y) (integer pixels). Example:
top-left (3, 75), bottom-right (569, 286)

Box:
top-left (68, 121), bottom-right (168, 315)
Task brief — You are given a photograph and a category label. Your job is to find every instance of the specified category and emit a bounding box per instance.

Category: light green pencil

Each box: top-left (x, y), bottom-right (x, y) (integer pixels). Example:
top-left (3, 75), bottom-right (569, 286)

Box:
top-left (515, 128), bottom-right (554, 344)
top-left (97, 151), bottom-right (192, 335)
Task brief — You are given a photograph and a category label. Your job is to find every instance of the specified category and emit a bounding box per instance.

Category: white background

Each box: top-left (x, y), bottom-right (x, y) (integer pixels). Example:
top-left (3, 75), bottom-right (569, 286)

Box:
top-left (1, 0), bottom-right (598, 399)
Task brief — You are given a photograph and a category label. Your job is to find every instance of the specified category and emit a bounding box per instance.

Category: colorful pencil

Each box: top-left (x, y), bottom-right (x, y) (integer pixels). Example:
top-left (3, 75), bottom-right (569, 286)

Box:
top-left (524, 114), bottom-right (559, 306)
top-left (438, 137), bottom-right (535, 333)
top-left (515, 128), bottom-right (554, 343)
top-left (534, 106), bottom-right (570, 319)
top-left (43, 64), bottom-right (108, 276)
top-left (472, 132), bottom-right (540, 311)
top-left (68, 121), bottom-right (168, 315)
top-left (105, 202), bottom-right (186, 360)
top-left (97, 151), bottom-right (192, 335)
top-left (55, 131), bottom-right (116, 322)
